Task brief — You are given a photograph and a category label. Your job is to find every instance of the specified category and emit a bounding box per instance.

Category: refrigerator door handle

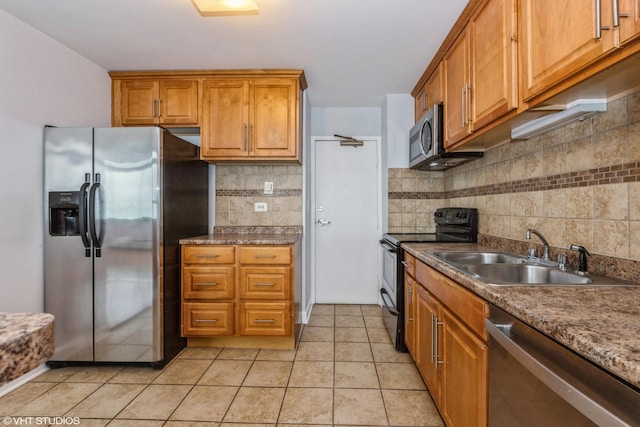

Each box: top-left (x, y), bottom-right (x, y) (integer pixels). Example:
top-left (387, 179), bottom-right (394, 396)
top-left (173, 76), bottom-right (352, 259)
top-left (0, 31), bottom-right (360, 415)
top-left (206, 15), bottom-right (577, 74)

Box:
top-left (89, 173), bottom-right (104, 257)
top-left (78, 176), bottom-right (91, 257)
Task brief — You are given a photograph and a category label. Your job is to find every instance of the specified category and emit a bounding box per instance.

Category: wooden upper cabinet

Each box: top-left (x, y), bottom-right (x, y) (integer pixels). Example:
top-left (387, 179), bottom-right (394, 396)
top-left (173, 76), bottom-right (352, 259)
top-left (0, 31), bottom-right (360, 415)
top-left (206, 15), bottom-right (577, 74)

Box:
top-left (444, 29), bottom-right (471, 148)
top-left (469, 0), bottom-right (518, 130)
top-left (415, 63), bottom-right (444, 122)
top-left (444, 0), bottom-right (517, 149)
top-left (519, 0), bottom-right (616, 102)
top-left (201, 76), bottom-right (301, 162)
top-left (427, 63), bottom-right (444, 107)
top-left (118, 80), bottom-right (157, 125)
top-left (158, 80), bottom-right (200, 125)
top-left (414, 84), bottom-right (428, 122)
top-left (618, 0), bottom-right (640, 45)
top-left (113, 78), bottom-right (199, 126)
top-left (250, 79), bottom-right (298, 158)
top-left (201, 79), bottom-right (249, 158)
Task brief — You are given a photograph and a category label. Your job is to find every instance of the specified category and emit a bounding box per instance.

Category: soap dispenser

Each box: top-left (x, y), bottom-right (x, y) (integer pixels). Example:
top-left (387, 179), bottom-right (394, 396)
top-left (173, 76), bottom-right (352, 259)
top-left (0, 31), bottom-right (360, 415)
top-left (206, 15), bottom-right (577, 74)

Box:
top-left (569, 244), bottom-right (590, 273)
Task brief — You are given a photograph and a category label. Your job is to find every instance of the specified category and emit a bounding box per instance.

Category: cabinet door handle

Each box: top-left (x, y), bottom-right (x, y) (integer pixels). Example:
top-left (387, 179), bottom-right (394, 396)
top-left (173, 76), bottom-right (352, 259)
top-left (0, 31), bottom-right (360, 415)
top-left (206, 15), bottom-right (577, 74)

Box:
top-left (461, 86), bottom-right (466, 128)
top-left (195, 319), bottom-right (218, 323)
top-left (466, 83), bottom-right (472, 126)
top-left (254, 319), bottom-right (275, 323)
top-left (431, 313), bottom-right (436, 363)
top-left (196, 282), bottom-right (218, 287)
top-left (151, 100), bottom-right (156, 118)
top-left (243, 123), bottom-right (247, 151)
top-left (255, 254), bottom-right (277, 259)
top-left (595, 0), bottom-right (607, 38)
top-left (435, 317), bottom-right (444, 368)
top-left (407, 286), bottom-right (413, 322)
top-left (255, 282), bottom-right (275, 287)
top-left (249, 124), bottom-right (253, 152)
top-left (158, 99), bottom-right (162, 118)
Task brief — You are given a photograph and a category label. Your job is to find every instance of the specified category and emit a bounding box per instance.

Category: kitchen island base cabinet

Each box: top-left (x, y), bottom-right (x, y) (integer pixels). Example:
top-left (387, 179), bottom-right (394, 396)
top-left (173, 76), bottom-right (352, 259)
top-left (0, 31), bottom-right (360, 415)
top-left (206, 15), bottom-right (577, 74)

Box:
top-left (408, 259), bottom-right (489, 427)
top-left (181, 242), bottom-right (299, 349)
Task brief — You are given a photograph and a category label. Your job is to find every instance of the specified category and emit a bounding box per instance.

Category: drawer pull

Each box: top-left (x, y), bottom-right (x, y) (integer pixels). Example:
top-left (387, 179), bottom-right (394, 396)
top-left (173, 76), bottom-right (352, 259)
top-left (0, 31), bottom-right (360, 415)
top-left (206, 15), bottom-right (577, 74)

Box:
top-left (255, 254), bottom-right (277, 259)
top-left (196, 254), bottom-right (219, 259)
top-left (196, 282), bottom-right (218, 287)
top-left (195, 319), bottom-right (218, 323)
top-left (255, 282), bottom-right (275, 287)
top-left (254, 319), bottom-right (276, 323)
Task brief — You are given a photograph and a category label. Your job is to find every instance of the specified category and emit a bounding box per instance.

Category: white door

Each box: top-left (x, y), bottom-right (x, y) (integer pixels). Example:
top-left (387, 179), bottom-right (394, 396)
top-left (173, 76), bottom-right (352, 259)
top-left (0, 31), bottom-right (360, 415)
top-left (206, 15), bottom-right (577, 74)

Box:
top-left (313, 138), bottom-right (380, 304)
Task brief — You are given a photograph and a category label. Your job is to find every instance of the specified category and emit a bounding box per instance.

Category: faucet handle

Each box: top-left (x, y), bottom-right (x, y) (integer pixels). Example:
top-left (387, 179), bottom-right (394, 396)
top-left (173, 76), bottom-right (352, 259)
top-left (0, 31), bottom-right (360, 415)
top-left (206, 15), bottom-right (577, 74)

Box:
top-left (527, 248), bottom-right (536, 258)
top-left (557, 254), bottom-right (567, 270)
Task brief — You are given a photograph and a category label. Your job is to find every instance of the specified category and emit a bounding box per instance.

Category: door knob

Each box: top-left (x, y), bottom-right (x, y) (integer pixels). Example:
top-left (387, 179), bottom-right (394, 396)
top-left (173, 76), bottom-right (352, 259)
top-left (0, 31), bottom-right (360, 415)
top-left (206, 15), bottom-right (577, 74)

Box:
top-left (316, 219), bottom-right (331, 226)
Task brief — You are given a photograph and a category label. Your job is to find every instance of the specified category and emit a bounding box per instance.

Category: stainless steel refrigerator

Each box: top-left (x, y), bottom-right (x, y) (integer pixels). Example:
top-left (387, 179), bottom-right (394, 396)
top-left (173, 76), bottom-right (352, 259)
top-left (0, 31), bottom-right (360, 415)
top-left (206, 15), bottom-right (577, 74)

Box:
top-left (44, 126), bottom-right (208, 367)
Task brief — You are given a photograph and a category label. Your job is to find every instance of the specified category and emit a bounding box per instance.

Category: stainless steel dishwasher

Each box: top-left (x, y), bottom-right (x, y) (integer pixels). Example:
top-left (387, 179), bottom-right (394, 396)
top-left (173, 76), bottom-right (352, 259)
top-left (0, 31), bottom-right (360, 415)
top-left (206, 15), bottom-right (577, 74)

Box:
top-left (487, 304), bottom-right (640, 427)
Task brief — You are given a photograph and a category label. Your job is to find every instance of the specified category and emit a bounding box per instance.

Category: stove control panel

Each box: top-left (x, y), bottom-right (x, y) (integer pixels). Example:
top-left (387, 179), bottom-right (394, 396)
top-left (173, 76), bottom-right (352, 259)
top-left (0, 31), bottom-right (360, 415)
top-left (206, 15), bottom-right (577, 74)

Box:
top-left (434, 208), bottom-right (477, 225)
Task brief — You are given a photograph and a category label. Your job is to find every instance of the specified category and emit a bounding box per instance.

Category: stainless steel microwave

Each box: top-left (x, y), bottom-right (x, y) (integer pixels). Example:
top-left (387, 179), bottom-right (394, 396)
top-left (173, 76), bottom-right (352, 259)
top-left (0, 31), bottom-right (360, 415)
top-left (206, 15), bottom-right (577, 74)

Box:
top-left (409, 103), bottom-right (482, 171)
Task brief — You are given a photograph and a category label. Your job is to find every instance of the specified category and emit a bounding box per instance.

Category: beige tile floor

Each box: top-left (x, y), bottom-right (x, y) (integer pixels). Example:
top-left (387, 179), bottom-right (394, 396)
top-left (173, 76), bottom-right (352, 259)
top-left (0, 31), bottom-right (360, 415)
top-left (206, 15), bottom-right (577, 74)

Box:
top-left (0, 304), bottom-right (444, 426)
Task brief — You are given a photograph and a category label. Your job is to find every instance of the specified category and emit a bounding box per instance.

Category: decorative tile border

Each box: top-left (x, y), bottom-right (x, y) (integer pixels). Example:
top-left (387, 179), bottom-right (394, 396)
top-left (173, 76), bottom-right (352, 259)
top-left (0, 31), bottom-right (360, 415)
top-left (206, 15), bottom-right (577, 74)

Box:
top-left (388, 191), bottom-right (445, 200)
top-left (449, 161), bottom-right (640, 199)
top-left (217, 189), bottom-right (302, 197)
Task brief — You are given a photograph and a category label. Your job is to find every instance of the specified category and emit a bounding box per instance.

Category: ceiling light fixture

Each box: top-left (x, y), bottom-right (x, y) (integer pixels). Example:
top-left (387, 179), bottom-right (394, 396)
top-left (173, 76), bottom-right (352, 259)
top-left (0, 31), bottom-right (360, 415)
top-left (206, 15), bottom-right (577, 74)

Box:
top-left (192, 0), bottom-right (259, 16)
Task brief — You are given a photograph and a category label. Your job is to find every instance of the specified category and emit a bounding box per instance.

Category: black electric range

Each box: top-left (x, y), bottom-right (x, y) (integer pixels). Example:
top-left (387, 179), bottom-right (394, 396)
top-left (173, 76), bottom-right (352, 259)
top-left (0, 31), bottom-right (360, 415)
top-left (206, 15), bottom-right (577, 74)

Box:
top-left (380, 207), bottom-right (478, 351)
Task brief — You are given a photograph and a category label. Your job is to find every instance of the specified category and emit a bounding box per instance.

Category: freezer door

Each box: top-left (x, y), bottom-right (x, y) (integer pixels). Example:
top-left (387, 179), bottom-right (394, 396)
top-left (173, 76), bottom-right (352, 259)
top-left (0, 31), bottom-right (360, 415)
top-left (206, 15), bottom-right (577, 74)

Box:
top-left (92, 127), bottom-right (160, 362)
top-left (44, 127), bottom-right (94, 362)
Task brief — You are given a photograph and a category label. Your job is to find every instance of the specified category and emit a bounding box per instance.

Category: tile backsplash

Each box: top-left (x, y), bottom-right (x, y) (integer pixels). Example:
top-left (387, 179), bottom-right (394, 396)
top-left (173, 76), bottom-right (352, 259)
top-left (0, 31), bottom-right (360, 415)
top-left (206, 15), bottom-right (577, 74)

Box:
top-left (215, 165), bottom-right (302, 227)
top-left (389, 89), bottom-right (640, 276)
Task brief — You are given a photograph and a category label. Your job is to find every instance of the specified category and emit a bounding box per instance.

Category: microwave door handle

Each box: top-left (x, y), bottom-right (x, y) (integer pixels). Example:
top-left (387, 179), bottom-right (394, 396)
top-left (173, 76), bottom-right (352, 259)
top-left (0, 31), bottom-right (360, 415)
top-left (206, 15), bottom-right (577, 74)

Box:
top-left (420, 118), bottom-right (431, 156)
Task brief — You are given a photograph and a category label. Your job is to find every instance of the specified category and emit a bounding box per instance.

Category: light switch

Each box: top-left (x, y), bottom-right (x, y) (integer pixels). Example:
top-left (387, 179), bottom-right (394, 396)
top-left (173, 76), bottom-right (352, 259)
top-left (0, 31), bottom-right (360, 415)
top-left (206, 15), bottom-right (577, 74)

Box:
top-left (264, 181), bottom-right (274, 194)
top-left (255, 202), bottom-right (268, 212)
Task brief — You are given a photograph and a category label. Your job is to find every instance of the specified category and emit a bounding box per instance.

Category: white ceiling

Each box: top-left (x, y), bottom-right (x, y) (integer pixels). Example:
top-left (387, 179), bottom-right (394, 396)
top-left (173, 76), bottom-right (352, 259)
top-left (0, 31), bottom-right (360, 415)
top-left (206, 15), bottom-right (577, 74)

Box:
top-left (0, 0), bottom-right (468, 108)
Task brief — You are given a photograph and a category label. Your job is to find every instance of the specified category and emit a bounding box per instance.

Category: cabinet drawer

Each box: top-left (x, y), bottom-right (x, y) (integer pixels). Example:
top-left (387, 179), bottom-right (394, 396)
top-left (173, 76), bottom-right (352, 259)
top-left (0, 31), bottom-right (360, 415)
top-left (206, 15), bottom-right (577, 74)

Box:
top-left (239, 267), bottom-right (291, 300)
top-left (183, 266), bottom-right (235, 299)
top-left (417, 262), bottom-right (488, 340)
top-left (183, 245), bottom-right (235, 265)
top-left (239, 246), bottom-right (291, 265)
top-left (239, 302), bottom-right (291, 336)
top-left (403, 253), bottom-right (417, 278)
top-left (182, 302), bottom-right (234, 336)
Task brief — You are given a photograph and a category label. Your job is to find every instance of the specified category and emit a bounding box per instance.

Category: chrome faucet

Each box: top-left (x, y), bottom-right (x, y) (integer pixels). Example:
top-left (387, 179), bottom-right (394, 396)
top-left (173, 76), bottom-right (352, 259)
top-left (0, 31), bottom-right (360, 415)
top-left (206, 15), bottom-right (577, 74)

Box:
top-left (525, 228), bottom-right (550, 260)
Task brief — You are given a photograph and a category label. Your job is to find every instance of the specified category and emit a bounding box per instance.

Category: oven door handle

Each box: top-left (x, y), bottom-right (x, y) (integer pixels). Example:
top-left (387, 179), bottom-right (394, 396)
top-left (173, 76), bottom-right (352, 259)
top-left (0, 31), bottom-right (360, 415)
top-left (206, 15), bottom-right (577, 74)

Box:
top-left (379, 240), bottom-right (398, 253)
top-left (380, 288), bottom-right (399, 316)
top-left (486, 319), bottom-right (630, 427)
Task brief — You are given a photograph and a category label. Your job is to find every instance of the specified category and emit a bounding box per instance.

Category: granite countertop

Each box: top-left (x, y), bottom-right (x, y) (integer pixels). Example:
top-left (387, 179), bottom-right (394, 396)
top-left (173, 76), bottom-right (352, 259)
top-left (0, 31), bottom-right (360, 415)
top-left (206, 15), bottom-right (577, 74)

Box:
top-left (0, 313), bottom-right (55, 385)
top-left (180, 233), bottom-right (302, 245)
top-left (402, 242), bottom-right (640, 389)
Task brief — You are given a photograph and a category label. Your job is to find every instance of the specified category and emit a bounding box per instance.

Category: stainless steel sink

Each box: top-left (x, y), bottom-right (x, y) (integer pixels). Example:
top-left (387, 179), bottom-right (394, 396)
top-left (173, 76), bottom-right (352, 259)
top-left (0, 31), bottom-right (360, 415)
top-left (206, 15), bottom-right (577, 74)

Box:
top-left (463, 263), bottom-right (593, 285)
top-left (432, 251), bottom-right (528, 265)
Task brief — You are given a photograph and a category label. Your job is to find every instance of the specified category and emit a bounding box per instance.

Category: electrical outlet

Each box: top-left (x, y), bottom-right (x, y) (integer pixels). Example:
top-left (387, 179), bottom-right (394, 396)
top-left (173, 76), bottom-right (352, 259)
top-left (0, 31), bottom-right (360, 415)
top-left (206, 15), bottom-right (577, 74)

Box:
top-left (254, 202), bottom-right (268, 212)
top-left (264, 181), bottom-right (274, 194)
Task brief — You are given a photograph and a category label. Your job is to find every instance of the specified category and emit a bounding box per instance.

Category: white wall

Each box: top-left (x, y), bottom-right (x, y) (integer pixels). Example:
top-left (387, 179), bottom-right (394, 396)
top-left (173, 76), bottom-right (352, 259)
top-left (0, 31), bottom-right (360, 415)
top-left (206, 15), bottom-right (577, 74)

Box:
top-left (0, 10), bottom-right (111, 312)
top-left (310, 107), bottom-right (382, 136)
top-left (383, 94), bottom-right (414, 168)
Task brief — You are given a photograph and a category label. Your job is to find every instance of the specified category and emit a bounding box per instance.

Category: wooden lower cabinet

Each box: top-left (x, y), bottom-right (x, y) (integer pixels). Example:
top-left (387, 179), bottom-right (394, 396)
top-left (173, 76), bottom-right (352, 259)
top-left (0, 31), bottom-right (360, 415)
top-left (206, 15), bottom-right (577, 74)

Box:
top-left (415, 285), bottom-right (440, 406)
top-left (182, 302), bottom-right (234, 336)
top-left (411, 259), bottom-right (489, 427)
top-left (239, 302), bottom-right (291, 336)
top-left (181, 243), bottom-right (297, 346)
top-left (404, 274), bottom-right (417, 356)
top-left (440, 308), bottom-right (488, 427)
